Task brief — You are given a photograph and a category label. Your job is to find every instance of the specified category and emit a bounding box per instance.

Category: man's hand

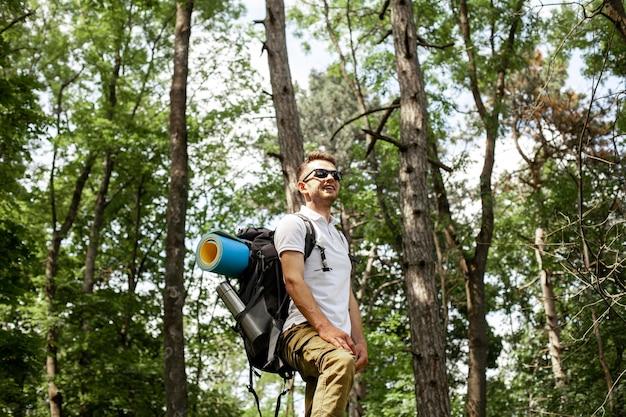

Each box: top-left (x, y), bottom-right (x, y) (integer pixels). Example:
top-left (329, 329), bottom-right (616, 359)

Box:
top-left (319, 324), bottom-right (368, 374)
top-left (317, 323), bottom-right (356, 353)
top-left (353, 342), bottom-right (368, 374)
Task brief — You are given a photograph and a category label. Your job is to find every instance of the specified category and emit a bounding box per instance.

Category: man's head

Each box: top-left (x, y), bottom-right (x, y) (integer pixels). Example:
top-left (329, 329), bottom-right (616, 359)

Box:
top-left (296, 151), bottom-right (338, 181)
top-left (297, 151), bottom-right (342, 207)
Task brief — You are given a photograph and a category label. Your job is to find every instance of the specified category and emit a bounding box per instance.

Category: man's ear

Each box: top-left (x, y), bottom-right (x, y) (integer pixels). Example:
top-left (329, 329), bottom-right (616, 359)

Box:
top-left (297, 181), bottom-right (310, 200)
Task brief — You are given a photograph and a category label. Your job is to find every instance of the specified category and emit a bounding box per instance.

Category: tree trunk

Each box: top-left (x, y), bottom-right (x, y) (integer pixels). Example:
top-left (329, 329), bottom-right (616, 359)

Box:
top-left (79, 38), bottom-right (121, 416)
top-left (84, 45), bottom-right (120, 293)
top-left (456, 1), bottom-right (523, 415)
top-left (46, 151), bottom-right (96, 417)
top-left (263, 0), bottom-right (304, 213)
top-left (84, 152), bottom-right (114, 294)
top-left (45, 233), bottom-right (63, 417)
top-left (79, 151), bottom-right (114, 417)
top-left (540, 275), bottom-right (563, 378)
top-left (164, 2), bottom-right (192, 416)
top-left (467, 112), bottom-right (497, 417)
top-left (535, 228), bottom-right (566, 389)
top-left (466, 249), bottom-right (489, 417)
top-left (390, 1), bottom-right (451, 416)
top-left (603, 0), bottom-right (626, 43)
top-left (591, 307), bottom-right (615, 414)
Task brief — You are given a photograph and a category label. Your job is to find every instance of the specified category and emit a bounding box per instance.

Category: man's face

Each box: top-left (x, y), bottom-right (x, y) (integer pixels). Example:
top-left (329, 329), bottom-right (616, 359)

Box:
top-left (299, 159), bottom-right (340, 203)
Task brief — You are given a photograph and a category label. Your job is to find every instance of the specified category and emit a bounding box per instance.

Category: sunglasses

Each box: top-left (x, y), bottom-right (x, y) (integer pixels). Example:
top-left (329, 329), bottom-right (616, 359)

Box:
top-left (302, 168), bottom-right (343, 182)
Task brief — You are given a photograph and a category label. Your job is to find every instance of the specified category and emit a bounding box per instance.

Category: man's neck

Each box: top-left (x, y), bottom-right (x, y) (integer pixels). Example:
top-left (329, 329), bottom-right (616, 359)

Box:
top-left (305, 202), bottom-right (332, 222)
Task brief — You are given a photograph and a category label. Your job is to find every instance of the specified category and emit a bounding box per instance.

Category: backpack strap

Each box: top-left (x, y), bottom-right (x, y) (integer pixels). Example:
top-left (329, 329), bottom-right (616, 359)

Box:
top-left (248, 364), bottom-right (290, 417)
top-left (274, 379), bottom-right (290, 417)
top-left (300, 216), bottom-right (361, 266)
top-left (247, 367), bottom-right (262, 417)
top-left (294, 213), bottom-right (316, 260)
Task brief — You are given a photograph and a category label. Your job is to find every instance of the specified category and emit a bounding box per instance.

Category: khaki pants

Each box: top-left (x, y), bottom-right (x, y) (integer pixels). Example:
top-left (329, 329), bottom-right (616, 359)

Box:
top-left (279, 323), bottom-right (356, 417)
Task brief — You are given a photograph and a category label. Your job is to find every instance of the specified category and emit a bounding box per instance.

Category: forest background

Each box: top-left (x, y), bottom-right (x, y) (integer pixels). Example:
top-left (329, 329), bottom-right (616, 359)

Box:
top-left (1, 0), bottom-right (625, 416)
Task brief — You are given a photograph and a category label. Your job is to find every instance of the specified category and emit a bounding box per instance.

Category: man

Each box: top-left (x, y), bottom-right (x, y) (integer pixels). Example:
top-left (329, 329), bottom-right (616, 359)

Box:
top-left (274, 151), bottom-right (368, 417)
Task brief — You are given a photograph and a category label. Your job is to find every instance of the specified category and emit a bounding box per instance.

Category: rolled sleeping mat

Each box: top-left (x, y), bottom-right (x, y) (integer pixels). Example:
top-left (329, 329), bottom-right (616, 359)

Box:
top-left (195, 231), bottom-right (249, 277)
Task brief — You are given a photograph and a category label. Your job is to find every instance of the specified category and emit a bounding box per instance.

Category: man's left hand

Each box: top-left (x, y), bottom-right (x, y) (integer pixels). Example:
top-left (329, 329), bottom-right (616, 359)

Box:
top-left (353, 342), bottom-right (368, 374)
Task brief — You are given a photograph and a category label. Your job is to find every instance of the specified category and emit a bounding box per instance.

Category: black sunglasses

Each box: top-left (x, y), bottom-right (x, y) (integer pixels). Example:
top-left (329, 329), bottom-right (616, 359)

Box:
top-left (302, 168), bottom-right (343, 182)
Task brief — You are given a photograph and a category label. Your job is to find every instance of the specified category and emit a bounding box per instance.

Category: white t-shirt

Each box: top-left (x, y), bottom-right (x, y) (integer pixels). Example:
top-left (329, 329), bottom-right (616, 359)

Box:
top-left (274, 206), bottom-right (353, 334)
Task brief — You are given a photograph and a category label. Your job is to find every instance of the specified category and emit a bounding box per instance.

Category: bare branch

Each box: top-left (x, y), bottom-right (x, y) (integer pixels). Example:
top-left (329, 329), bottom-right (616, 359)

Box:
top-left (329, 103), bottom-right (400, 141)
top-left (361, 129), bottom-right (405, 151)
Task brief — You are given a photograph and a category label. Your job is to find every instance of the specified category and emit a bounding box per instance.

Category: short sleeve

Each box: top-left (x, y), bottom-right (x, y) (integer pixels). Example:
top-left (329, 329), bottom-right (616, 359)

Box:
top-left (274, 214), bottom-right (308, 256)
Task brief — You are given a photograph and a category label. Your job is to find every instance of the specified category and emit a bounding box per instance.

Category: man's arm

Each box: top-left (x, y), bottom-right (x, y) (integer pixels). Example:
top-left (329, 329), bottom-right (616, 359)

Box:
top-left (349, 291), bottom-right (368, 373)
top-left (281, 250), bottom-right (356, 353)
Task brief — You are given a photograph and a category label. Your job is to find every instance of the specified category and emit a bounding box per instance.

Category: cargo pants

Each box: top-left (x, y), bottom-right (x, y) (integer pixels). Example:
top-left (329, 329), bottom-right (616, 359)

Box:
top-left (278, 323), bottom-right (356, 417)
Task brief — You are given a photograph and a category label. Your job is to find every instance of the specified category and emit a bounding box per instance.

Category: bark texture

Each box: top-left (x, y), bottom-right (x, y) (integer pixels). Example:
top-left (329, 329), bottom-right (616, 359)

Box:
top-left (390, 1), bottom-right (451, 415)
top-left (164, 2), bottom-right (192, 416)
top-left (264, 0), bottom-right (304, 212)
top-left (603, 0), bottom-right (626, 43)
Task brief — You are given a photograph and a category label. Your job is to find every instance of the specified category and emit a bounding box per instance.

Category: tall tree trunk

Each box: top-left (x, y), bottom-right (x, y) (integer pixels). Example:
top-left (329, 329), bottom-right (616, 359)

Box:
top-left (84, 43), bottom-right (120, 293)
top-left (164, 2), bottom-right (192, 416)
top-left (84, 152), bottom-right (114, 293)
top-left (46, 152), bottom-right (96, 417)
top-left (79, 151), bottom-right (114, 417)
top-left (539, 270), bottom-right (561, 384)
top-left (455, 1), bottom-right (523, 415)
top-left (263, 0), bottom-right (304, 213)
top-left (390, 1), bottom-right (451, 415)
top-left (45, 234), bottom-right (63, 417)
top-left (45, 64), bottom-right (94, 417)
top-left (535, 228), bottom-right (566, 389)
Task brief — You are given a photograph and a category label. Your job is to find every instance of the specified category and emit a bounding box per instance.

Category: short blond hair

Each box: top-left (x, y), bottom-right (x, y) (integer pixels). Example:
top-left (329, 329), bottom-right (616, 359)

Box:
top-left (297, 151), bottom-right (337, 181)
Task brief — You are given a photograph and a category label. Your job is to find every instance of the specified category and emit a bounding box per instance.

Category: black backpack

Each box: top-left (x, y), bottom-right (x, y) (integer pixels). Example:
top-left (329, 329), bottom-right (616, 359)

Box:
top-left (229, 215), bottom-right (316, 415)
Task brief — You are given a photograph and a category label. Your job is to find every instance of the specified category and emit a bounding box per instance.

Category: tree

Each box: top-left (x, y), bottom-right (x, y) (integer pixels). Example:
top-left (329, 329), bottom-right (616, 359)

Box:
top-left (44, 73), bottom-right (97, 416)
top-left (389, 1), bottom-right (451, 415)
top-left (2, 0), bottom-right (263, 414)
top-left (261, 0), bottom-right (305, 213)
top-left (421, 1), bottom-right (535, 415)
top-left (486, 35), bottom-right (624, 414)
top-left (164, 1), bottom-right (193, 416)
top-left (0, 4), bottom-right (47, 411)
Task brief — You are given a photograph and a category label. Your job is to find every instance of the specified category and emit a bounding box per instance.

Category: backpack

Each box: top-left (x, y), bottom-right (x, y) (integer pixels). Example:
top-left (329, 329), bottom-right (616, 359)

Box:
top-left (228, 214), bottom-right (316, 416)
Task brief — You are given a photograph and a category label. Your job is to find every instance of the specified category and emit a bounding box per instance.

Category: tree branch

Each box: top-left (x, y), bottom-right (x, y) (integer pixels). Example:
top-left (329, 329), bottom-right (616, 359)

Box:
top-left (0, 9), bottom-right (35, 36)
top-left (362, 129), bottom-right (453, 172)
top-left (330, 103), bottom-right (400, 141)
top-left (361, 129), bottom-right (406, 150)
